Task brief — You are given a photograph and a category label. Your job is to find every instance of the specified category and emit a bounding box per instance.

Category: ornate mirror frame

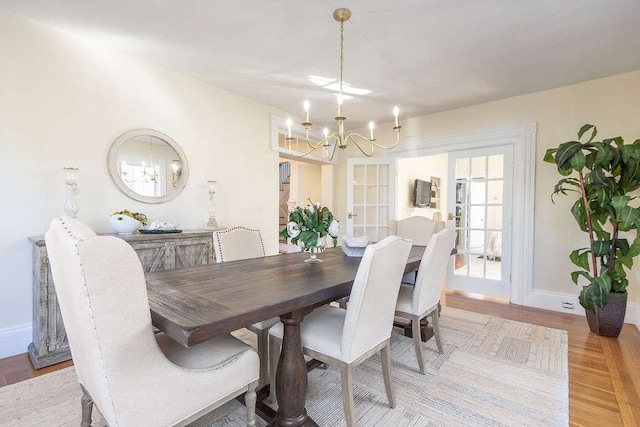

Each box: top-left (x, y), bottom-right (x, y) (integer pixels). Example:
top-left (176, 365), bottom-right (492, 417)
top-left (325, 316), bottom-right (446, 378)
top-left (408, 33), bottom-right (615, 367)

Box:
top-left (107, 128), bottom-right (189, 204)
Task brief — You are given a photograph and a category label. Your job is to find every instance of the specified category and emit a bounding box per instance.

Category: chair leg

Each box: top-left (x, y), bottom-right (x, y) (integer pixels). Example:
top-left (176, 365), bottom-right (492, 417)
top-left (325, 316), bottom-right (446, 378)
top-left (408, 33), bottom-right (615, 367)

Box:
top-left (245, 380), bottom-right (258, 427)
top-left (257, 329), bottom-right (269, 387)
top-left (340, 363), bottom-right (357, 427)
top-left (431, 310), bottom-right (443, 353)
top-left (411, 317), bottom-right (426, 374)
top-left (80, 385), bottom-right (93, 427)
top-left (380, 342), bottom-right (396, 408)
top-left (266, 335), bottom-right (279, 405)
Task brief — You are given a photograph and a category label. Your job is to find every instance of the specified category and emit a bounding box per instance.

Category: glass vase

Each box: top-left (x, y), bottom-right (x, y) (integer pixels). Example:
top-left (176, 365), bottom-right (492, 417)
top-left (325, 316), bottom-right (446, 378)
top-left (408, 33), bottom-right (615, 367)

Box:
top-left (304, 245), bottom-right (325, 263)
top-left (63, 167), bottom-right (79, 218)
top-left (204, 180), bottom-right (219, 230)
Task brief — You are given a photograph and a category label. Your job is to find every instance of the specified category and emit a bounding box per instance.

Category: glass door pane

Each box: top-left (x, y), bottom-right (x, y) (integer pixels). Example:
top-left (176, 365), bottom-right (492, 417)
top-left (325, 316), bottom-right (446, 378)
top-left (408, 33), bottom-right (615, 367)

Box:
top-left (347, 159), bottom-right (395, 242)
top-left (453, 154), bottom-right (504, 281)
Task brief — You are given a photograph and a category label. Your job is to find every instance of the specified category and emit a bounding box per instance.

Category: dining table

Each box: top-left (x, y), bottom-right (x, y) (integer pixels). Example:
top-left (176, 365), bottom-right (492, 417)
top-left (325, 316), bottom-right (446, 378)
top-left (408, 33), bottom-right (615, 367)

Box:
top-left (146, 245), bottom-right (427, 427)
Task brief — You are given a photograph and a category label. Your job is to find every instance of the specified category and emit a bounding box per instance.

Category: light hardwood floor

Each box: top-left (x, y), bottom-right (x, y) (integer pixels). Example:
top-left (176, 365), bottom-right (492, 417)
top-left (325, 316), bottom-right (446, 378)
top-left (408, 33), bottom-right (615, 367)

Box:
top-left (1, 292), bottom-right (638, 426)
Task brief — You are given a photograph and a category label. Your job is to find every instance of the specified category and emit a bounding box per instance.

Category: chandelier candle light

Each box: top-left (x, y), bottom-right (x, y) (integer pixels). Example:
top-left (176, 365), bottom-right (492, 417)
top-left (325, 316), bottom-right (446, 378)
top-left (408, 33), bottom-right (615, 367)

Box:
top-left (286, 8), bottom-right (402, 160)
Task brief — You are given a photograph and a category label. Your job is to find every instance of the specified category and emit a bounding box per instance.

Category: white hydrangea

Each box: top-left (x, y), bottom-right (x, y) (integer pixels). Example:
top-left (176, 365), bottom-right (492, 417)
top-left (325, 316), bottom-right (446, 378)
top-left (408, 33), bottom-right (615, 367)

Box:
top-left (287, 221), bottom-right (301, 238)
top-left (328, 219), bottom-right (340, 238)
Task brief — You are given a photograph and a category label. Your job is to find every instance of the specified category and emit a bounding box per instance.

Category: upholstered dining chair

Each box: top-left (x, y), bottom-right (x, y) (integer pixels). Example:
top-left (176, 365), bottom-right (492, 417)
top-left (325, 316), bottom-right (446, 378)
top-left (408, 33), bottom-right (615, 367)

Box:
top-left (213, 226), bottom-right (279, 386)
top-left (269, 236), bottom-right (412, 427)
top-left (45, 216), bottom-right (259, 427)
top-left (395, 228), bottom-right (457, 374)
top-left (389, 215), bottom-right (447, 285)
top-left (389, 215), bottom-right (446, 246)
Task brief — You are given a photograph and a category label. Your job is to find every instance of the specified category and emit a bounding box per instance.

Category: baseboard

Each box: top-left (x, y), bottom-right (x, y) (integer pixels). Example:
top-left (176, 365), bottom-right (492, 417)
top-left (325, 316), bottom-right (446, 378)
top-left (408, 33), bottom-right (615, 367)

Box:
top-left (528, 290), bottom-right (640, 331)
top-left (626, 302), bottom-right (640, 330)
top-left (527, 290), bottom-right (586, 316)
top-left (0, 323), bottom-right (32, 360)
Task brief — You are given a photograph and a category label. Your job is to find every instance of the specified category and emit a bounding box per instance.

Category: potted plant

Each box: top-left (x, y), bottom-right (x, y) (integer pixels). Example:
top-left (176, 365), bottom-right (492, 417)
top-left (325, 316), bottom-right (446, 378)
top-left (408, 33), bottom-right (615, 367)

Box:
top-left (544, 124), bottom-right (640, 336)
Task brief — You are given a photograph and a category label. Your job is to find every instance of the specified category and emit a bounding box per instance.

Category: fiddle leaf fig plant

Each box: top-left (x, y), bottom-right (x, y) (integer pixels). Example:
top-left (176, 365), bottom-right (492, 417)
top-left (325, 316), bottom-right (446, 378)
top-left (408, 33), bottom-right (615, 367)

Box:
top-left (544, 124), bottom-right (640, 311)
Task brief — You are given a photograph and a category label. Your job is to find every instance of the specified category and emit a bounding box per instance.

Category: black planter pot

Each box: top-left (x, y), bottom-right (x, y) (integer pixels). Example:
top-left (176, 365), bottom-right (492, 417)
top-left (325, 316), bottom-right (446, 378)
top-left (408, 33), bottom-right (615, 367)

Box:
top-left (585, 292), bottom-right (628, 337)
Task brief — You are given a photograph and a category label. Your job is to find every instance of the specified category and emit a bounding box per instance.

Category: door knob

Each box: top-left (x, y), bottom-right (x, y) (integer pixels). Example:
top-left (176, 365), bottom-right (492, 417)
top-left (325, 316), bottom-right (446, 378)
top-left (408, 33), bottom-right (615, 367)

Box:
top-left (348, 212), bottom-right (358, 219)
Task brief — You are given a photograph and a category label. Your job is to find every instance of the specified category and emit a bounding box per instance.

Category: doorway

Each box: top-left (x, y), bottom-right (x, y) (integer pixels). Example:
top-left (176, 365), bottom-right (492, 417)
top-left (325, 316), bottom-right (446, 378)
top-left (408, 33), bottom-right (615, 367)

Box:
top-left (387, 123), bottom-right (536, 305)
top-left (396, 154), bottom-right (448, 222)
top-left (278, 157), bottom-right (333, 253)
top-left (393, 149), bottom-right (513, 300)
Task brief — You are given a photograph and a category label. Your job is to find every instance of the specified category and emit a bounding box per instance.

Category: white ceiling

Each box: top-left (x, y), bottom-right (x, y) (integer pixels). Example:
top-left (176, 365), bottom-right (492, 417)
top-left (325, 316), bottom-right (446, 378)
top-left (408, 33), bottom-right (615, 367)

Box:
top-left (2, 0), bottom-right (640, 129)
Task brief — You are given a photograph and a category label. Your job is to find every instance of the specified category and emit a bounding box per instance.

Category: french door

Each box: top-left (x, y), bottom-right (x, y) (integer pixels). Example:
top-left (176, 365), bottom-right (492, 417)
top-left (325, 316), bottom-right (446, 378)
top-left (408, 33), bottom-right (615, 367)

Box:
top-left (346, 158), bottom-right (395, 242)
top-left (446, 146), bottom-right (513, 299)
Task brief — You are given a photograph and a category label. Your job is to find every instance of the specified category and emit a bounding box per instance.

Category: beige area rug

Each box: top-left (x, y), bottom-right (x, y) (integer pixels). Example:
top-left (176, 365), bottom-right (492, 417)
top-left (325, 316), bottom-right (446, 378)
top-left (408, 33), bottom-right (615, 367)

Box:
top-left (0, 307), bottom-right (568, 426)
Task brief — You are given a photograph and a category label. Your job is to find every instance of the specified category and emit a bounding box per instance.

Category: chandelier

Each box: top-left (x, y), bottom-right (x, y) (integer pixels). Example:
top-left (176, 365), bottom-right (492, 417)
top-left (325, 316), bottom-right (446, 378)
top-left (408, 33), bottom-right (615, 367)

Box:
top-left (121, 136), bottom-right (182, 187)
top-left (286, 8), bottom-right (402, 161)
top-left (122, 160), bottom-right (182, 187)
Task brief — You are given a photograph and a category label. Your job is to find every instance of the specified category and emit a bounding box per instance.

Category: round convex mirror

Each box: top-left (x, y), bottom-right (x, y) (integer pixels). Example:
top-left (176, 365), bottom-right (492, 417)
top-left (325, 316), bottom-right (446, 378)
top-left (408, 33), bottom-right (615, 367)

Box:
top-left (107, 129), bottom-right (189, 204)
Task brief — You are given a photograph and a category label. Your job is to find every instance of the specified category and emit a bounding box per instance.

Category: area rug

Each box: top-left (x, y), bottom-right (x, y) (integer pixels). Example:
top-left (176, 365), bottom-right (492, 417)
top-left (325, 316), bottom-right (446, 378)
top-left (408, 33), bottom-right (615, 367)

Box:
top-left (0, 307), bottom-right (568, 426)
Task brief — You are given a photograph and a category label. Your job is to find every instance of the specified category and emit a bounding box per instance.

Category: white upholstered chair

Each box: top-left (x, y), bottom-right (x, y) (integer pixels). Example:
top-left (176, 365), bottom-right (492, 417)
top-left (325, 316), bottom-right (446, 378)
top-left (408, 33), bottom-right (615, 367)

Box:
top-left (213, 226), bottom-right (266, 262)
top-left (395, 228), bottom-right (457, 374)
top-left (389, 215), bottom-right (447, 284)
top-left (389, 215), bottom-right (446, 246)
top-left (269, 236), bottom-right (412, 426)
top-left (45, 217), bottom-right (259, 427)
top-left (213, 226), bottom-right (279, 386)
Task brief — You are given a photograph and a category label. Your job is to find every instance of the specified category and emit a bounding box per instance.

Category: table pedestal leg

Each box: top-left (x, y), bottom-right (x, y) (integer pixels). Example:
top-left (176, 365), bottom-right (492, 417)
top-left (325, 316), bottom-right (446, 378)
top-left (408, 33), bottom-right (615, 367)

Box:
top-left (268, 309), bottom-right (317, 427)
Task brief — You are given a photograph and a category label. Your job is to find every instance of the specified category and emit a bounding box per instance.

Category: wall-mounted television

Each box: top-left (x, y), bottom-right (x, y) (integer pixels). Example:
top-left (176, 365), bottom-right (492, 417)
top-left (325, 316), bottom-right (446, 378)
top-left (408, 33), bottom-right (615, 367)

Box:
top-left (412, 179), bottom-right (432, 208)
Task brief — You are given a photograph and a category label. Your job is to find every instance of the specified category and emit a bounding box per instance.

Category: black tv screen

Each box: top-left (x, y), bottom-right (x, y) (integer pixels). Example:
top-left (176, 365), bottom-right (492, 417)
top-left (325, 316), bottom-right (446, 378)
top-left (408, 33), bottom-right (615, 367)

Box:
top-left (413, 179), bottom-right (432, 207)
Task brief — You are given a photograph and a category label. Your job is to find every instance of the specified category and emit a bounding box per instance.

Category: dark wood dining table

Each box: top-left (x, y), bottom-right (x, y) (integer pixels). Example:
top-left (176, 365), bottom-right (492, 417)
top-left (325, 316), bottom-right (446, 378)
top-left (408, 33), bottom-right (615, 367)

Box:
top-left (146, 245), bottom-right (426, 427)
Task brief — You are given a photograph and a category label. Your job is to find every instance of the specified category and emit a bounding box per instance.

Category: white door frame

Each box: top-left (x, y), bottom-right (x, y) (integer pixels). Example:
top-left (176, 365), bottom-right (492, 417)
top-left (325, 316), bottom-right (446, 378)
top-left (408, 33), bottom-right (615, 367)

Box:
top-left (386, 123), bottom-right (536, 305)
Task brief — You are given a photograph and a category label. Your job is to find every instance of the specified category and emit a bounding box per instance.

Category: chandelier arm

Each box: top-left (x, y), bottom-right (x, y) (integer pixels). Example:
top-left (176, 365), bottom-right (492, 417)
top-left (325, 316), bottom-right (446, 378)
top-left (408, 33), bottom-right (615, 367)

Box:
top-left (347, 134), bottom-right (375, 157)
top-left (303, 131), bottom-right (330, 150)
top-left (121, 165), bottom-right (171, 184)
top-left (120, 171), bottom-right (137, 183)
top-left (326, 139), bottom-right (340, 162)
top-left (346, 129), bottom-right (401, 150)
top-left (286, 134), bottom-right (318, 156)
top-left (369, 128), bottom-right (401, 150)
top-left (296, 143), bottom-right (323, 158)
top-left (294, 133), bottom-right (340, 158)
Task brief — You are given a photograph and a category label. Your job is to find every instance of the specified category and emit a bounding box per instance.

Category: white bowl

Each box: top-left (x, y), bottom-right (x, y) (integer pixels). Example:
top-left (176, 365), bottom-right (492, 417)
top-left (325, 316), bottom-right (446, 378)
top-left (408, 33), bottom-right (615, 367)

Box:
top-left (341, 241), bottom-right (368, 257)
top-left (109, 214), bottom-right (142, 234)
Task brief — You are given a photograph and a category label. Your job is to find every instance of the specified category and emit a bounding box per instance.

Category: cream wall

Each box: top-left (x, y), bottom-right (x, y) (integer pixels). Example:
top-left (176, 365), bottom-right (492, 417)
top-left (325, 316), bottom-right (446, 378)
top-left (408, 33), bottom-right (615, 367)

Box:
top-left (334, 70), bottom-right (640, 306)
top-left (0, 12), bottom-right (283, 357)
top-left (301, 163), bottom-right (322, 205)
top-left (290, 160), bottom-right (322, 207)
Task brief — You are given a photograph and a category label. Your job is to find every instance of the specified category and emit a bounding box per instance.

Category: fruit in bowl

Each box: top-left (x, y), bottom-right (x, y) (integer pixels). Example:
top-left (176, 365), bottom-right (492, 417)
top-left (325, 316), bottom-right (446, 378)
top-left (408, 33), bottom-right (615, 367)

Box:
top-left (109, 210), bottom-right (147, 234)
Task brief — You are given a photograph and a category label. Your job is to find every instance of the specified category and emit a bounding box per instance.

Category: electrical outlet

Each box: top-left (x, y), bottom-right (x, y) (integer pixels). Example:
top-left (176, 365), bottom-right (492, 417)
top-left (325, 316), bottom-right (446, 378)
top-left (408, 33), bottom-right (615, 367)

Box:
top-left (561, 301), bottom-right (574, 310)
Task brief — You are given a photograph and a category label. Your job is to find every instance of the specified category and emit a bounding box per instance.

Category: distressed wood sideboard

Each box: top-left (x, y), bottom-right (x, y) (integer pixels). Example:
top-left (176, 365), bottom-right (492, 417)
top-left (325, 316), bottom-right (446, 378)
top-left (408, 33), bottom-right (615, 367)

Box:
top-left (28, 230), bottom-right (215, 368)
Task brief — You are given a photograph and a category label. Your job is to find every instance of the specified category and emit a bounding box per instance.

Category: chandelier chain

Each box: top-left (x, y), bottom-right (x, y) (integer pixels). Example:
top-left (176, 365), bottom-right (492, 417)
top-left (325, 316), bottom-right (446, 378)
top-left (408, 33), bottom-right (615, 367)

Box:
top-left (339, 19), bottom-right (344, 94)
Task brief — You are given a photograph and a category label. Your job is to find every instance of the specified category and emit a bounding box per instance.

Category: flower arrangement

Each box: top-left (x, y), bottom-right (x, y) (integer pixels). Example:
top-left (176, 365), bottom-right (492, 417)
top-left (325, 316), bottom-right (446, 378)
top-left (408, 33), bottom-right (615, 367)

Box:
top-left (280, 200), bottom-right (339, 249)
top-left (111, 209), bottom-right (148, 226)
